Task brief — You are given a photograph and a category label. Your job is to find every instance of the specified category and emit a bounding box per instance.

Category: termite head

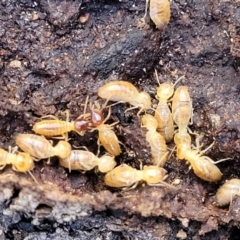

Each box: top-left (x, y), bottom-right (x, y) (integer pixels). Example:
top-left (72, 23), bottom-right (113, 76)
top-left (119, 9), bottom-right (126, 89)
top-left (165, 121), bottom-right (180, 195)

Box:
top-left (98, 155), bottom-right (117, 173)
top-left (137, 92), bottom-right (151, 110)
top-left (74, 118), bottom-right (90, 132)
top-left (141, 114), bottom-right (158, 130)
top-left (156, 83), bottom-right (174, 100)
top-left (142, 166), bottom-right (167, 184)
top-left (13, 153), bottom-right (34, 172)
top-left (90, 108), bottom-right (104, 127)
top-left (55, 141), bottom-right (71, 159)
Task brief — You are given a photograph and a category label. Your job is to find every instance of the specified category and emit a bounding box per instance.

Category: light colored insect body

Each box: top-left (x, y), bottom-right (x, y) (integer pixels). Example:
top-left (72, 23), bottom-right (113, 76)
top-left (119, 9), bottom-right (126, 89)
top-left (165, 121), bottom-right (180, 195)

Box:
top-left (97, 155), bottom-right (117, 173)
top-left (16, 134), bottom-right (71, 159)
top-left (104, 164), bottom-right (142, 188)
top-left (142, 114), bottom-right (168, 166)
top-left (174, 131), bottom-right (191, 159)
top-left (60, 150), bottom-right (99, 171)
top-left (98, 81), bottom-right (151, 111)
top-left (155, 102), bottom-right (174, 142)
top-left (33, 120), bottom-right (75, 137)
top-left (0, 149), bottom-right (13, 168)
top-left (174, 131), bottom-right (222, 182)
top-left (142, 165), bottom-right (167, 184)
top-left (98, 81), bottom-right (139, 102)
top-left (146, 131), bottom-right (168, 166)
top-left (155, 82), bottom-right (175, 142)
top-left (97, 124), bottom-right (121, 156)
top-left (149, 0), bottom-right (171, 29)
top-left (104, 164), bottom-right (168, 188)
top-left (60, 150), bottom-right (116, 173)
top-left (215, 179), bottom-right (240, 206)
top-left (0, 148), bottom-right (34, 172)
top-left (184, 151), bottom-right (222, 182)
top-left (172, 86), bottom-right (192, 130)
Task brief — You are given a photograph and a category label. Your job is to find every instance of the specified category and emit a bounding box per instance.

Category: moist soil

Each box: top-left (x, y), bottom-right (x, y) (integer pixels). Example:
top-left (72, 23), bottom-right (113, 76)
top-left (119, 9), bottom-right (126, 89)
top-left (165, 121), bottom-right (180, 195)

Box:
top-left (1, 0), bottom-right (240, 239)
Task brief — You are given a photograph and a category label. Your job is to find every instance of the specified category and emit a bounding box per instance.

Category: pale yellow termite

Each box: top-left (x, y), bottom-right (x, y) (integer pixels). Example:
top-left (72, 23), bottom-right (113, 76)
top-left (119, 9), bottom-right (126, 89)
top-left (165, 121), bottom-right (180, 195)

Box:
top-left (32, 97), bottom-right (91, 139)
top-left (89, 103), bottom-right (121, 156)
top-left (141, 114), bottom-right (168, 167)
top-left (154, 69), bottom-right (176, 142)
top-left (174, 131), bottom-right (223, 182)
top-left (15, 134), bottom-right (71, 160)
top-left (104, 164), bottom-right (170, 189)
top-left (97, 81), bottom-right (151, 115)
top-left (214, 179), bottom-right (240, 206)
top-left (0, 148), bottom-right (34, 173)
top-left (59, 150), bottom-right (116, 173)
top-left (32, 113), bottom-right (91, 139)
top-left (144, 0), bottom-right (171, 30)
top-left (154, 81), bottom-right (174, 142)
top-left (172, 86), bottom-right (192, 132)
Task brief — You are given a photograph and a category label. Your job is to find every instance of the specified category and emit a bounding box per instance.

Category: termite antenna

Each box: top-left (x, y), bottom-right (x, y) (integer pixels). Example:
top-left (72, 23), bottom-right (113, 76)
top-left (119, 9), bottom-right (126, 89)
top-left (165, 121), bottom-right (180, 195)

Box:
top-left (155, 69), bottom-right (161, 85)
top-left (173, 75), bottom-right (185, 88)
top-left (214, 158), bottom-right (233, 164)
top-left (28, 170), bottom-right (39, 184)
top-left (83, 95), bottom-right (89, 115)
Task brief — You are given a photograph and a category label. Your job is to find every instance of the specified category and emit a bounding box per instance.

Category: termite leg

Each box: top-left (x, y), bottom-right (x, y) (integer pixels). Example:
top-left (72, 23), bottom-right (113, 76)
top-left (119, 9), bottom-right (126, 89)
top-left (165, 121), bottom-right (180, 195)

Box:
top-left (102, 105), bottom-right (113, 124)
top-left (50, 135), bottom-right (69, 141)
top-left (0, 165), bottom-right (6, 170)
top-left (143, 0), bottom-right (149, 19)
top-left (9, 146), bottom-right (18, 154)
top-left (72, 145), bottom-right (89, 151)
top-left (96, 138), bottom-right (101, 157)
top-left (194, 132), bottom-right (214, 154)
top-left (167, 146), bottom-right (176, 160)
top-left (41, 115), bottom-right (59, 120)
top-left (156, 152), bottom-right (169, 167)
top-left (122, 182), bottom-right (139, 191)
top-left (199, 142), bottom-right (215, 155)
top-left (46, 157), bottom-right (51, 164)
top-left (124, 106), bottom-right (140, 114)
top-left (148, 181), bottom-right (179, 190)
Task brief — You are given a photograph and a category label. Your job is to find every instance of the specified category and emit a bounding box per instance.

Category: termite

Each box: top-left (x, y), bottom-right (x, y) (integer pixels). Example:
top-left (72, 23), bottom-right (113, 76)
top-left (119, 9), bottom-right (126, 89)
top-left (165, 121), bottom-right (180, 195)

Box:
top-left (174, 131), bottom-right (223, 182)
top-left (59, 150), bottom-right (116, 173)
top-left (172, 86), bottom-right (192, 131)
top-left (141, 114), bottom-right (168, 167)
top-left (144, 0), bottom-right (171, 30)
top-left (15, 134), bottom-right (71, 160)
top-left (97, 81), bottom-right (151, 115)
top-left (0, 147), bottom-right (36, 182)
top-left (32, 97), bottom-right (91, 139)
top-left (154, 81), bottom-right (174, 142)
top-left (214, 179), bottom-right (240, 206)
top-left (153, 70), bottom-right (183, 142)
top-left (84, 102), bottom-right (121, 156)
top-left (104, 164), bottom-right (176, 190)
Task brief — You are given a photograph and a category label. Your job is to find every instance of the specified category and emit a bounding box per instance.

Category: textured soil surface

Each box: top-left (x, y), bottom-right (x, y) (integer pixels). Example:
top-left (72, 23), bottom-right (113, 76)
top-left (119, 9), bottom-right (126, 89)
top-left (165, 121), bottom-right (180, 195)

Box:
top-left (1, 0), bottom-right (240, 239)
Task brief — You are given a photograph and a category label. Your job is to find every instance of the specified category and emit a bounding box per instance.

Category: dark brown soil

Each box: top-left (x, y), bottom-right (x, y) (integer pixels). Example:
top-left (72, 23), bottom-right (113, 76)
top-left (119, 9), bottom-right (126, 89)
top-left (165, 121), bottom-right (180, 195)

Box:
top-left (1, 0), bottom-right (240, 239)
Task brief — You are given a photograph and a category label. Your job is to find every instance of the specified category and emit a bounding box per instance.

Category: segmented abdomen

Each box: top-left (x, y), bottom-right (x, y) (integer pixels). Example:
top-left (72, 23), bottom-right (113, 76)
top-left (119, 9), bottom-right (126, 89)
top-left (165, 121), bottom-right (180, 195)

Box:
top-left (33, 120), bottom-right (73, 136)
top-left (155, 102), bottom-right (174, 142)
top-left (59, 150), bottom-right (98, 171)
